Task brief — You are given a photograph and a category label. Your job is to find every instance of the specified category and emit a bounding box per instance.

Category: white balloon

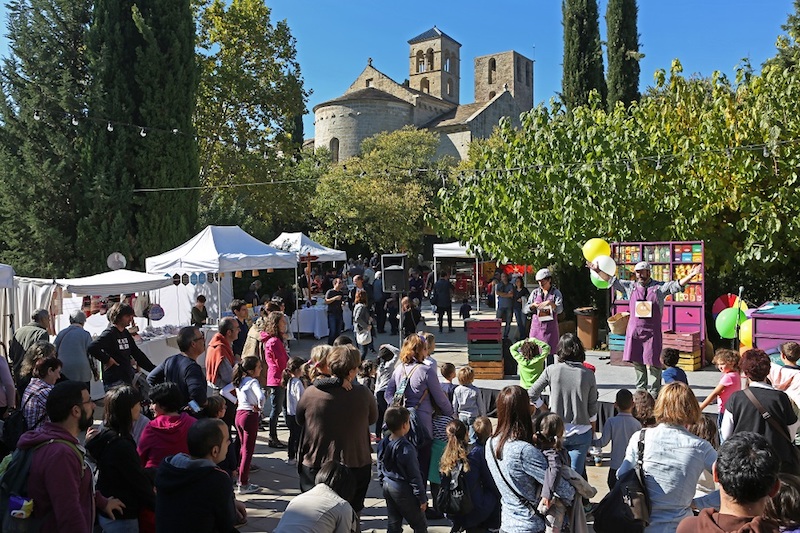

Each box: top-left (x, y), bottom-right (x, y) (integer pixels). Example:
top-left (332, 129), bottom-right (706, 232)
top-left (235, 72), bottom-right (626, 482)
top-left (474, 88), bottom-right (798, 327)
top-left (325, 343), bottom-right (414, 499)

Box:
top-left (595, 255), bottom-right (617, 277)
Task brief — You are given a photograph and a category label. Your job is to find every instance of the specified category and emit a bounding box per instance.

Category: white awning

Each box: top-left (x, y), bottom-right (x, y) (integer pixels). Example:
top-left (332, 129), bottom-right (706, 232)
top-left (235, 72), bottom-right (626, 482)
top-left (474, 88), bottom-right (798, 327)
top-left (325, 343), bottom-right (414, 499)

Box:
top-left (56, 269), bottom-right (174, 295)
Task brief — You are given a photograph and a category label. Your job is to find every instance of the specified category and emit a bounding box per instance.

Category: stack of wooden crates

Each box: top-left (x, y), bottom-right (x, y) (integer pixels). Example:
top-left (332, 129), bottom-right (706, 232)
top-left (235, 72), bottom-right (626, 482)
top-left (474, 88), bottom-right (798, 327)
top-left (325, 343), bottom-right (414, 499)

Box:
top-left (466, 319), bottom-right (504, 379)
top-left (663, 331), bottom-right (703, 371)
top-left (609, 334), bottom-right (630, 366)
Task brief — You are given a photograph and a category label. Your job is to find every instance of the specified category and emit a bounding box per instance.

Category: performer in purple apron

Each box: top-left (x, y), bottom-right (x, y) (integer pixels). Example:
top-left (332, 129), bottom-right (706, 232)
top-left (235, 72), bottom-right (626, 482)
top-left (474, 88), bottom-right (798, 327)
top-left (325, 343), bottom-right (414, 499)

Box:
top-left (524, 268), bottom-right (563, 366)
top-left (589, 260), bottom-right (701, 396)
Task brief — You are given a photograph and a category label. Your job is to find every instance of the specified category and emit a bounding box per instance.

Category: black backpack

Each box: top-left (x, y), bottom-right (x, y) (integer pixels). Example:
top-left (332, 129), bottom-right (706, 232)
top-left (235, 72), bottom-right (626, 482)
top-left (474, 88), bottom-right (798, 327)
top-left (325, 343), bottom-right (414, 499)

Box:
top-left (0, 438), bottom-right (83, 531)
top-left (436, 462), bottom-right (473, 515)
top-left (2, 396), bottom-right (45, 453)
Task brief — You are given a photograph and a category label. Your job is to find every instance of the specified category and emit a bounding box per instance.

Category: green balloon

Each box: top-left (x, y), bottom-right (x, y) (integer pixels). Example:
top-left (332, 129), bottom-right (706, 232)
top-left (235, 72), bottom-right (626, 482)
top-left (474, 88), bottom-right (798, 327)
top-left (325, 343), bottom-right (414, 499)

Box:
top-left (715, 307), bottom-right (747, 339)
top-left (590, 270), bottom-right (610, 289)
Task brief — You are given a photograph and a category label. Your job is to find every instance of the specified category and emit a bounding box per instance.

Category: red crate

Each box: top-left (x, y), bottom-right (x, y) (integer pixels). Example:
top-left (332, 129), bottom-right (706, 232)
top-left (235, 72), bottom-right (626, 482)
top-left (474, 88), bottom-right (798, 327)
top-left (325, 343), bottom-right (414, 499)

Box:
top-left (662, 331), bottom-right (701, 352)
top-left (466, 319), bottom-right (503, 342)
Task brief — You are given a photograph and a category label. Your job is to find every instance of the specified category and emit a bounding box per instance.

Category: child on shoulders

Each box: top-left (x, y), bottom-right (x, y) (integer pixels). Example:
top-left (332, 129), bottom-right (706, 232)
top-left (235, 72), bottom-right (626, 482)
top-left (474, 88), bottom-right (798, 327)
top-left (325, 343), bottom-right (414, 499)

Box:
top-left (510, 337), bottom-right (550, 389)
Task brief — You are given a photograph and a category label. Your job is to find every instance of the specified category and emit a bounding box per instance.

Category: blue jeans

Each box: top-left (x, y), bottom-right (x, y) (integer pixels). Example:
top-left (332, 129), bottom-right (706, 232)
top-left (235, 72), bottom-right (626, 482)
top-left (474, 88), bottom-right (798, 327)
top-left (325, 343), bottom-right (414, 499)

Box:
top-left (267, 386), bottom-right (285, 441)
top-left (98, 516), bottom-right (139, 533)
top-left (513, 307), bottom-right (527, 340)
top-left (563, 429), bottom-right (593, 477)
top-left (496, 306), bottom-right (513, 339)
top-left (384, 480), bottom-right (427, 533)
top-left (327, 313), bottom-right (344, 345)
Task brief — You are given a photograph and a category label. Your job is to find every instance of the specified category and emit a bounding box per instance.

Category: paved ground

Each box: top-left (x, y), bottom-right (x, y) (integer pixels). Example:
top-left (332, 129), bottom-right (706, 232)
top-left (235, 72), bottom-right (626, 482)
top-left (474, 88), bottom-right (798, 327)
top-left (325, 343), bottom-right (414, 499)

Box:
top-left (235, 307), bottom-right (723, 532)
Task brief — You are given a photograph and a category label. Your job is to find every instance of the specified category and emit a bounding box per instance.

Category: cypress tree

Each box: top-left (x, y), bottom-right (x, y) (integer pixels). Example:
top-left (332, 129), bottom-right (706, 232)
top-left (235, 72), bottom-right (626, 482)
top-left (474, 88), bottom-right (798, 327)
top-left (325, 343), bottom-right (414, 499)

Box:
top-left (0, 0), bottom-right (92, 276)
top-left (561, 0), bottom-right (607, 111)
top-left (77, 0), bottom-right (141, 273)
top-left (606, 0), bottom-right (641, 109)
top-left (80, 0), bottom-right (198, 271)
top-left (130, 0), bottom-right (199, 266)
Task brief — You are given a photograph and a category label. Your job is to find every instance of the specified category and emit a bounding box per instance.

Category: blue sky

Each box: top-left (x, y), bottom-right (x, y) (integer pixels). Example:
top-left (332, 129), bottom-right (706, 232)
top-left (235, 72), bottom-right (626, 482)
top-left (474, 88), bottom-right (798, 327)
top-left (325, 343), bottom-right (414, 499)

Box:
top-left (0, 1), bottom-right (794, 137)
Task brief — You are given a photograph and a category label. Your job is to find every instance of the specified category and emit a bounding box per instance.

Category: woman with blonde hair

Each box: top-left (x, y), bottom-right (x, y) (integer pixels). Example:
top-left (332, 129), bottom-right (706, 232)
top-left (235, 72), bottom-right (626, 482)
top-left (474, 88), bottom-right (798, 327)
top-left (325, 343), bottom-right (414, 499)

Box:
top-left (385, 334), bottom-right (454, 501)
top-left (617, 381), bottom-right (717, 532)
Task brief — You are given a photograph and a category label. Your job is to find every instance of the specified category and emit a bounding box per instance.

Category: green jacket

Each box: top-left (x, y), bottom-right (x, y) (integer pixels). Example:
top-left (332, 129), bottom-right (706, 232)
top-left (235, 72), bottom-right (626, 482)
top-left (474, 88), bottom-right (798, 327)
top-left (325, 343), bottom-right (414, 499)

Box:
top-left (510, 337), bottom-right (550, 389)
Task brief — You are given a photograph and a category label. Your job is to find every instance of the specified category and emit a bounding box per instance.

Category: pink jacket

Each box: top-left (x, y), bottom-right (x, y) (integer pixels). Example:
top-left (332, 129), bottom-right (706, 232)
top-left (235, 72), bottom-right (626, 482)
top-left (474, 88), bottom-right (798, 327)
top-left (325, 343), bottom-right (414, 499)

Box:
top-left (261, 334), bottom-right (288, 387)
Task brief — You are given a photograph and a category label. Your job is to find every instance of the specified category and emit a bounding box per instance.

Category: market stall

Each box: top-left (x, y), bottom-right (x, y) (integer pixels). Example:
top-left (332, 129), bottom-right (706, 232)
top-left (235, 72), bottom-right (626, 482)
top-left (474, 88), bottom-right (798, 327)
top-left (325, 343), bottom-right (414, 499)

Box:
top-left (0, 263), bottom-right (15, 350)
top-left (145, 225), bottom-right (297, 325)
top-left (432, 242), bottom-right (481, 311)
top-left (269, 232), bottom-right (348, 336)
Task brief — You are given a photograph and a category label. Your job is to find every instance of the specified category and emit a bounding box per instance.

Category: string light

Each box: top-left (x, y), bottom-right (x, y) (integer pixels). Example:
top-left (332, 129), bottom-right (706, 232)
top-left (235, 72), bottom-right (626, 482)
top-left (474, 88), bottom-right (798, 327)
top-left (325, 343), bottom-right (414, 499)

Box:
top-left (107, 122), bottom-right (114, 132)
top-left (33, 110), bottom-right (40, 121)
top-left (71, 115), bottom-right (79, 126)
top-left (139, 127), bottom-right (147, 137)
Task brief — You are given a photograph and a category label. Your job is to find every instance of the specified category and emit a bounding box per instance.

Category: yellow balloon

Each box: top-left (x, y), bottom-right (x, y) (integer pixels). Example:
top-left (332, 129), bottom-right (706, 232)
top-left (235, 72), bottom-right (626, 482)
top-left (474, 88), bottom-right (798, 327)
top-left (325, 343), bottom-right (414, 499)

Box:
top-left (582, 238), bottom-right (611, 262)
top-left (740, 318), bottom-right (753, 347)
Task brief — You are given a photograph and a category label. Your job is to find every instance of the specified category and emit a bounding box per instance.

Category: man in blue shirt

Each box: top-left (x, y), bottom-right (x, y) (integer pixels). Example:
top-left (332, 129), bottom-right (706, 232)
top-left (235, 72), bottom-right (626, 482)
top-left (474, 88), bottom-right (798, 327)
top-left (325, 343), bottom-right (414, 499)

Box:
top-left (494, 273), bottom-right (515, 339)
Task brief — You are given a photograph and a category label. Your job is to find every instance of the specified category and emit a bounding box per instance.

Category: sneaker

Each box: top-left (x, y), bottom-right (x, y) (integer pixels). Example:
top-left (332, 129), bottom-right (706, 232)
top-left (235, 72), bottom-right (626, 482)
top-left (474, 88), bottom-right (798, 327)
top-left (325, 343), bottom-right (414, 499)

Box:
top-left (268, 440), bottom-right (287, 449)
top-left (236, 483), bottom-right (261, 495)
top-left (249, 464), bottom-right (260, 472)
top-left (286, 458), bottom-right (296, 466)
top-left (448, 328), bottom-right (456, 332)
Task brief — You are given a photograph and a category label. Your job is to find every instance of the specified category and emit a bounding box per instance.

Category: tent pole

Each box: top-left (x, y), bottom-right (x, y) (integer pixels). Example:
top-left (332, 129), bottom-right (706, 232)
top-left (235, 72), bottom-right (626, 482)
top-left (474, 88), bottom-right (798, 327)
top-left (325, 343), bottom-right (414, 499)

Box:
top-left (294, 264), bottom-right (300, 336)
top-left (217, 273), bottom-right (222, 323)
top-left (475, 257), bottom-right (480, 312)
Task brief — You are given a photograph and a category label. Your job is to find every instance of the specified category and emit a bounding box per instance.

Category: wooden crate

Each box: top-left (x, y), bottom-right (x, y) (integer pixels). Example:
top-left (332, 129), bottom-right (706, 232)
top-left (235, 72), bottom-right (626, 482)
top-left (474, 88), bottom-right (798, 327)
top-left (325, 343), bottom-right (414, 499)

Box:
top-left (469, 360), bottom-right (504, 380)
top-left (466, 319), bottom-right (503, 342)
top-left (663, 331), bottom-right (701, 352)
top-left (467, 342), bottom-right (503, 362)
top-left (610, 349), bottom-right (633, 367)
top-left (609, 333), bottom-right (626, 352)
top-left (677, 350), bottom-right (704, 371)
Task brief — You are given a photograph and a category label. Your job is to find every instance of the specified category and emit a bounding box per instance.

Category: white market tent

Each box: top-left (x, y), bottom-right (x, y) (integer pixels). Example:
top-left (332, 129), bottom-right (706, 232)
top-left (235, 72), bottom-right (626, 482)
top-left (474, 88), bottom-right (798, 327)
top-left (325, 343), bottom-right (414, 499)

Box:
top-left (55, 269), bottom-right (174, 295)
top-left (432, 242), bottom-right (481, 311)
top-left (0, 263), bottom-right (16, 345)
top-left (269, 232), bottom-right (347, 263)
top-left (145, 226), bottom-right (298, 321)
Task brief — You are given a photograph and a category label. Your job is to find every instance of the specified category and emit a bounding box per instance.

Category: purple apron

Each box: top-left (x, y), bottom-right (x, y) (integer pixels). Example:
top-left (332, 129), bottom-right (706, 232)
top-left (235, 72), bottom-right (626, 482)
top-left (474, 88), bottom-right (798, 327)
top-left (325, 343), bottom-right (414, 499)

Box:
top-left (623, 283), bottom-right (662, 366)
top-left (529, 289), bottom-right (560, 357)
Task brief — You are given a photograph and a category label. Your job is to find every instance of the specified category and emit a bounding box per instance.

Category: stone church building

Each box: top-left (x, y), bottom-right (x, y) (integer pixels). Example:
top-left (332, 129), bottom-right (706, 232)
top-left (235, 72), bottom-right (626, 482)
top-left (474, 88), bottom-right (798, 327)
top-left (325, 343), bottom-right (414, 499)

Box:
top-left (312, 27), bottom-right (534, 161)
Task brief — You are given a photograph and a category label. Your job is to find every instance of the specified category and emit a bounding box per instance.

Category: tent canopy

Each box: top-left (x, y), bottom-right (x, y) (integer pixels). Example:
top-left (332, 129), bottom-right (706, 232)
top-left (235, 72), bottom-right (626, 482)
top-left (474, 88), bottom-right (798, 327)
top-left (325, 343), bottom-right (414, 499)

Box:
top-left (0, 264), bottom-right (14, 289)
top-left (145, 225), bottom-right (297, 274)
top-left (433, 242), bottom-right (476, 259)
top-left (56, 269), bottom-right (174, 296)
top-left (269, 232), bottom-right (347, 263)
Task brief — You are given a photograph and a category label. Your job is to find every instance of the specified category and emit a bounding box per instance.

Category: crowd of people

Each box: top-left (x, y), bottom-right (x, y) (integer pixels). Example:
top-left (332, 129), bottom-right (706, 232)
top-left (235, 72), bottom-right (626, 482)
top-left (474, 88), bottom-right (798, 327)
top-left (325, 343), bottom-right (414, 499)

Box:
top-left (3, 257), bottom-right (800, 533)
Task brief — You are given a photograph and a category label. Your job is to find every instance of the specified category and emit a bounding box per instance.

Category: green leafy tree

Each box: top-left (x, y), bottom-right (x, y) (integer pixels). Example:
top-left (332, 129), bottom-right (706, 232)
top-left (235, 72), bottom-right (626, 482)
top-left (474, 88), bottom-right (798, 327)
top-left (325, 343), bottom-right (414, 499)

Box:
top-left (311, 127), bottom-right (453, 253)
top-left (0, 0), bottom-right (92, 276)
top-left (436, 57), bottom-right (800, 300)
top-left (562, 0), bottom-right (607, 111)
top-left (606, 0), bottom-right (641, 109)
top-left (194, 0), bottom-right (308, 237)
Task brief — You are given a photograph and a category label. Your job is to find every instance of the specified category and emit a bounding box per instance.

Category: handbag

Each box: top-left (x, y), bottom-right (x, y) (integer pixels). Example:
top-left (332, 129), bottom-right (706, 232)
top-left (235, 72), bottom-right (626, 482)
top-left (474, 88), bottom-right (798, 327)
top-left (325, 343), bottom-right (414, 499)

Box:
top-left (593, 429), bottom-right (650, 533)
top-left (743, 388), bottom-right (800, 474)
top-left (436, 461), bottom-right (473, 515)
top-left (356, 328), bottom-right (372, 346)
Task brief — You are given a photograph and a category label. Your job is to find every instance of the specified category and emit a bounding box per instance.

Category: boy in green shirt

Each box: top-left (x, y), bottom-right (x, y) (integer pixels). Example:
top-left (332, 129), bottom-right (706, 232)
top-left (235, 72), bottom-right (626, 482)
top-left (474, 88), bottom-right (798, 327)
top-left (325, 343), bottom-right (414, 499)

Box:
top-left (510, 337), bottom-right (550, 389)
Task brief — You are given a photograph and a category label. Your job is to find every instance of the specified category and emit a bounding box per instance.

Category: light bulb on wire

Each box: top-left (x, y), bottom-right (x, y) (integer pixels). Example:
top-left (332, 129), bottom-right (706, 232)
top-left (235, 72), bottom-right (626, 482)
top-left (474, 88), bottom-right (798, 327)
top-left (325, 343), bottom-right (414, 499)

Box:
top-left (140, 127), bottom-right (147, 138)
top-left (107, 122), bottom-right (114, 132)
top-left (71, 116), bottom-right (79, 126)
top-left (33, 110), bottom-right (40, 121)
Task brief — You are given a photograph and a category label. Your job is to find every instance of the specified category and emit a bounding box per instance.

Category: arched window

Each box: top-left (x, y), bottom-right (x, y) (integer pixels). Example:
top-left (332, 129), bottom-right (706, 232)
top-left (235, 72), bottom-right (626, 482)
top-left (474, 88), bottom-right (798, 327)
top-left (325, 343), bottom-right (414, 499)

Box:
top-left (526, 62), bottom-right (532, 87)
top-left (329, 138), bottom-right (339, 163)
top-left (488, 58), bottom-right (496, 84)
top-left (416, 50), bottom-right (425, 73)
top-left (488, 91), bottom-right (496, 100)
top-left (444, 51), bottom-right (451, 72)
top-left (446, 78), bottom-right (453, 96)
top-left (426, 48), bottom-right (434, 71)
top-left (420, 77), bottom-right (430, 94)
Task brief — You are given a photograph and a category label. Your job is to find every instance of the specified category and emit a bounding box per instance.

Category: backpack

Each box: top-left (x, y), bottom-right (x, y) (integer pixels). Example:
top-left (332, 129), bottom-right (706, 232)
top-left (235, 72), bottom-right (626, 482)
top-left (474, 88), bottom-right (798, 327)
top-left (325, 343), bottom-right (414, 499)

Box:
top-left (436, 461), bottom-right (473, 515)
top-left (2, 396), bottom-right (44, 453)
top-left (0, 439), bottom-right (83, 533)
